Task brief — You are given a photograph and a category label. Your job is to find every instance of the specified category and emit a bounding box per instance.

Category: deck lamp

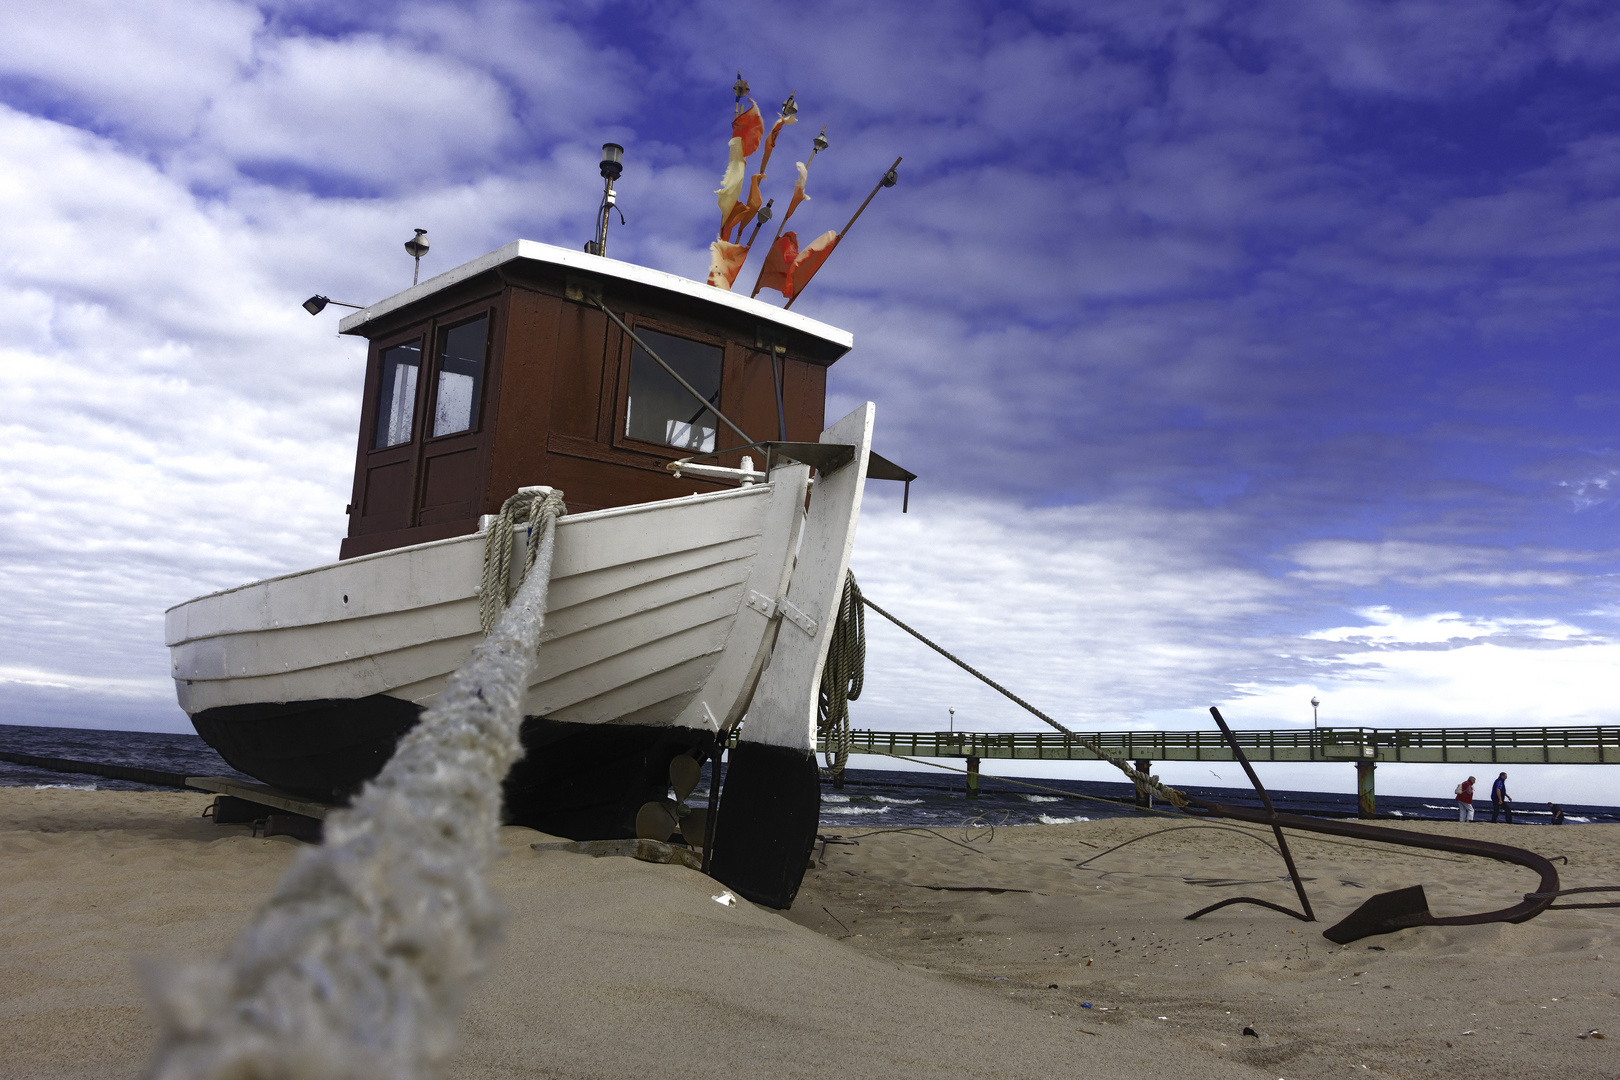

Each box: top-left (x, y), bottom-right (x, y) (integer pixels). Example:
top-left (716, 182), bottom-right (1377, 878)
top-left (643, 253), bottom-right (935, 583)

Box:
top-left (585, 143), bottom-right (626, 257)
top-left (404, 228), bottom-right (430, 285)
top-left (302, 295), bottom-right (365, 316)
top-left (1311, 695), bottom-right (1320, 729)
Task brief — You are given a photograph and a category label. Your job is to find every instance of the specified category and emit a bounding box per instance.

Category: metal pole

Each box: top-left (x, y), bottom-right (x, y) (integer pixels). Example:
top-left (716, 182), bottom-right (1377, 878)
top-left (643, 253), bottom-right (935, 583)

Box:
top-left (784, 156), bottom-right (902, 310)
top-left (1208, 707), bottom-right (1316, 922)
top-left (593, 300), bottom-right (753, 446)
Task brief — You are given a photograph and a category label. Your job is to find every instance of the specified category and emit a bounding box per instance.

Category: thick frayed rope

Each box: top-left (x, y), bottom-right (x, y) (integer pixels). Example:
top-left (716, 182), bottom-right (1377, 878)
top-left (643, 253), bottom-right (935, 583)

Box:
top-left (144, 488), bottom-right (566, 1080)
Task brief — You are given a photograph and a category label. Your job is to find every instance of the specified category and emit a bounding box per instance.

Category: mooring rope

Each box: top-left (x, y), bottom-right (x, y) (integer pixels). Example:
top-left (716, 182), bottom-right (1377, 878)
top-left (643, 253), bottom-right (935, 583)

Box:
top-left (858, 592), bottom-right (1190, 808)
top-left (817, 571), bottom-right (865, 776)
top-left (146, 488), bottom-right (566, 1080)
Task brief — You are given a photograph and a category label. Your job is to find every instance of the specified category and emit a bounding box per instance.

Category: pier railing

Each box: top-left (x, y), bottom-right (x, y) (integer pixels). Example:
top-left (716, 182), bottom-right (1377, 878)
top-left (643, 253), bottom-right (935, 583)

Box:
top-left (825, 725), bottom-right (1620, 765)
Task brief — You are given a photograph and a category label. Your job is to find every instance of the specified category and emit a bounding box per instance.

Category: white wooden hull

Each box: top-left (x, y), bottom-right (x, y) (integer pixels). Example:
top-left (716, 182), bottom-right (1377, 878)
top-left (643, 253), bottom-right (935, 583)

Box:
top-left (168, 468), bottom-right (811, 738)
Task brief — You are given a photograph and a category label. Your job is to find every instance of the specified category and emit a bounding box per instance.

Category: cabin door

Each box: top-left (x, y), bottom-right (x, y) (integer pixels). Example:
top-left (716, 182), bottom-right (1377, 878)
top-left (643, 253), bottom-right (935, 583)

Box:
top-left (348, 303), bottom-right (498, 546)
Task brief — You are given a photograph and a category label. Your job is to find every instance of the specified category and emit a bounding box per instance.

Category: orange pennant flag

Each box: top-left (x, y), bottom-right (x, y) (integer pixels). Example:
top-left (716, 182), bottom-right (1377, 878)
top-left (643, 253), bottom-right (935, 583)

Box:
top-left (754, 231), bottom-right (800, 297)
top-left (787, 230), bottom-right (840, 297)
top-left (733, 101), bottom-right (764, 157)
top-left (707, 239), bottom-right (749, 289)
top-left (722, 172), bottom-right (765, 242)
top-left (783, 161), bottom-right (810, 222)
top-left (714, 136), bottom-right (745, 236)
top-left (758, 114), bottom-right (797, 176)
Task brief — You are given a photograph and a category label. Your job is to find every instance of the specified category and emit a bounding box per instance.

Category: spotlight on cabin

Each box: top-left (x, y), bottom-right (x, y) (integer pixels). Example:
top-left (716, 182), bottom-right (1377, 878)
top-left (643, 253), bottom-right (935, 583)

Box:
top-left (302, 295), bottom-right (365, 316)
top-left (599, 143), bottom-right (624, 181)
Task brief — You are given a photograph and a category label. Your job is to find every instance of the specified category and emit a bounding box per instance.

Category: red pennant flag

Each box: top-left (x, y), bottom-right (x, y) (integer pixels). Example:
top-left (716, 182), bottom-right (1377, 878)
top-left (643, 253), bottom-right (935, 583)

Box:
top-left (732, 101), bottom-right (764, 157)
top-left (787, 230), bottom-right (840, 297)
top-left (755, 231), bottom-right (800, 297)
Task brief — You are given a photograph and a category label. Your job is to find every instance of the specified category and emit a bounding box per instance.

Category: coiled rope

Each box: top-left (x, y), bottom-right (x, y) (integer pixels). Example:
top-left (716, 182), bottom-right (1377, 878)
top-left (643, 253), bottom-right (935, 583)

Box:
top-left (857, 590), bottom-right (1189, 809)
top-left (817, 571), bottom-right (865, 776)
top-left (146, 488), bottom-right (566, 1080)
top-left (480, 487), bottom-right (559, 633)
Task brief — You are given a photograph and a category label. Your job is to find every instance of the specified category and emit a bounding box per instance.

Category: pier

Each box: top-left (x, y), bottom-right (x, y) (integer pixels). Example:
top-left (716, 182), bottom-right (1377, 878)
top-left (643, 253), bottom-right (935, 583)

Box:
top-left (821, 724), bottom-right (1620, 817)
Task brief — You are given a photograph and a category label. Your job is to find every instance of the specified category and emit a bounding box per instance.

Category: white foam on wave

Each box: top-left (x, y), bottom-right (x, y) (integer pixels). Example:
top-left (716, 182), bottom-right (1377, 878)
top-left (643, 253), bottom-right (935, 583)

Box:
top-left (1569, 816), bottom-right (1592, 823)
top-left (870, 795), bottom-right (923, 805)
top-left (822, 793), bottom-right (851, 803)
top-left (1036, 814), bottom-right (1092, 825)
top-left (34, 783), bottom-right (96, 791)
top-left (822, 805), bottom-right (890, 816)
top-left (1021, 794), bottom-right (1062, 803)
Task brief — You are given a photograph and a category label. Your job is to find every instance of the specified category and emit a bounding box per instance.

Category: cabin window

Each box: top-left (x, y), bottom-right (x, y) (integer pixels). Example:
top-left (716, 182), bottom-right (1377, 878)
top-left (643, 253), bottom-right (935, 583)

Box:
top-left (374, 341), bottom-right (422, 449)
top-left (431, 314), bottom-right (488, 437)
top-left (625, 329), bottom-right (722, 453)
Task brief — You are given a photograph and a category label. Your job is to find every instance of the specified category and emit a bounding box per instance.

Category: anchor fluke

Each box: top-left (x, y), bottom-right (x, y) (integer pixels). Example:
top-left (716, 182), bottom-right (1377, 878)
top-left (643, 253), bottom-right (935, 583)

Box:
top-left (1323, 885), bottom-right (1434, 944)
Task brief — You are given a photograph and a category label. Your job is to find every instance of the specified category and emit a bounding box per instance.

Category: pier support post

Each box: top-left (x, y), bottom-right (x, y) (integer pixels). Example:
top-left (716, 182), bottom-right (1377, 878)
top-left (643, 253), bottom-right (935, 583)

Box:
top-left (1133, 759), bottom-right (1154, 809)
top-left (831, 766), bottom-right (845, 790)
top-left (966, 755), bottom-right (980, 799)
top-left (1356, 760), bottom-right (1375, 818)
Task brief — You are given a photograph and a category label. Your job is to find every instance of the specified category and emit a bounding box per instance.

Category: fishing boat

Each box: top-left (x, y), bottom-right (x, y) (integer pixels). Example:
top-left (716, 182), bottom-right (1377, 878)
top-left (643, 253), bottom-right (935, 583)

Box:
top-left (165, 234), bottom-right (908, 908)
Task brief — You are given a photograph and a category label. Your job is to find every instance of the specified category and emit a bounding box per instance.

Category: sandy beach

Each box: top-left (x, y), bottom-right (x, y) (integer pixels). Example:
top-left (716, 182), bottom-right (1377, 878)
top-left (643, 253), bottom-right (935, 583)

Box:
top-left (1, 788), bottom-right (1615, 1079)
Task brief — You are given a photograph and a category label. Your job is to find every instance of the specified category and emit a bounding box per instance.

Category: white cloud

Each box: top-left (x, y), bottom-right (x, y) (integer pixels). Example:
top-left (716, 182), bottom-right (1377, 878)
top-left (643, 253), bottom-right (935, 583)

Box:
top-left (1286, 539), bottom-right (1590, 589)
top-left (1307, 607), bottom-right (1586, 646)
top-left (0, 0), bottom-right (260, 140)
top-left (196, 34), bottom-right (517, 187)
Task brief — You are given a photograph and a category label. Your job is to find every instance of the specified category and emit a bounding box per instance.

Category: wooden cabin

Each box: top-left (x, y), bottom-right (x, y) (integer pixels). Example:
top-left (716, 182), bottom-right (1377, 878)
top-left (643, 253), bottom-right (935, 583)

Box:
top-left (335, 241), bottom-right (853, 560)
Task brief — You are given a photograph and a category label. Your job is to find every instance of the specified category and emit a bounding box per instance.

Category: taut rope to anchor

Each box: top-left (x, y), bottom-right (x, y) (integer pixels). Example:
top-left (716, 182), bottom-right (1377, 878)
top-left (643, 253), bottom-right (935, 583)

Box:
top-left (858, 587), bottom-right (1189, 809)
top-left (146, 488), bottom-right (566, 1080)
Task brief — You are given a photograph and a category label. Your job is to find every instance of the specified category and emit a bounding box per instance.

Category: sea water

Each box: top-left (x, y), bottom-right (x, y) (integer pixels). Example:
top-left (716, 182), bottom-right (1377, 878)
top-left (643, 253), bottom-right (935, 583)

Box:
top-left (3, 723), bottom-right (1615, 828)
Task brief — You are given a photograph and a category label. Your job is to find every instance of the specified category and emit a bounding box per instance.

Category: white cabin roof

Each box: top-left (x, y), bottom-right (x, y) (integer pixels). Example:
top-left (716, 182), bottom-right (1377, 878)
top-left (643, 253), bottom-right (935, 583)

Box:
top-left (337, 239), bottom-right (854, 354)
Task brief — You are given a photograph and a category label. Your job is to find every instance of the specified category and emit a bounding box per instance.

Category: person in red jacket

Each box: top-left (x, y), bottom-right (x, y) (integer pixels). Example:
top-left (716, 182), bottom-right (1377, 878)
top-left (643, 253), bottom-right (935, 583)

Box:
top-left (1454, 776), bottom-right (1476, 822)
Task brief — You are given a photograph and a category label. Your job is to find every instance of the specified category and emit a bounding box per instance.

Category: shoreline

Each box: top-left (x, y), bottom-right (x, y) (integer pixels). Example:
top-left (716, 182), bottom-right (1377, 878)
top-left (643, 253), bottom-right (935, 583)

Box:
top-left (2, 788), bottom-right (1616, 1078)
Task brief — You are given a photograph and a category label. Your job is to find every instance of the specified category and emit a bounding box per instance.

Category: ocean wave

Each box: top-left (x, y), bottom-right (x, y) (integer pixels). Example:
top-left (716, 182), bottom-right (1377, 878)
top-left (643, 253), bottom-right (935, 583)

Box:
top-left (1036, 814), bottom-right (1092, 825)
top-left (870, 796), bottom-right (923, 805)
top-left (1021, 794), bottom-right (1062, 803)
top-left (822, 794), bottom-right (851, 803)
top-left (33, 783), bottom-right (95, 791)
top-left (822, 805), bottom-right (890, 816)
top-left (1569, 816), bottom-right (1592, 823)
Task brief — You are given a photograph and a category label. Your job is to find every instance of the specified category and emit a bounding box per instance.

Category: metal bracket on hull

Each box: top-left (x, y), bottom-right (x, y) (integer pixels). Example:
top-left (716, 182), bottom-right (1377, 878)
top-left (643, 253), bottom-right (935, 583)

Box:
top-left (746, 590), bottom-right (820, 637)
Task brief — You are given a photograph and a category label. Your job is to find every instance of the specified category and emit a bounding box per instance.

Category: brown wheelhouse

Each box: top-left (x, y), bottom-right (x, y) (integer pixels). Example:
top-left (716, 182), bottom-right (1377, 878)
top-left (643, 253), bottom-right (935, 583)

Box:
top-left (339, 242), bottom-right (851, 559)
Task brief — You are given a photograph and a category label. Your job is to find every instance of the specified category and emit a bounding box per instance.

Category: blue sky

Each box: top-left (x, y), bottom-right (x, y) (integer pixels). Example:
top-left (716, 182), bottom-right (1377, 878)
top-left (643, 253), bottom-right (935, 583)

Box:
top-left (4, 0), bottom-right (1620, 802)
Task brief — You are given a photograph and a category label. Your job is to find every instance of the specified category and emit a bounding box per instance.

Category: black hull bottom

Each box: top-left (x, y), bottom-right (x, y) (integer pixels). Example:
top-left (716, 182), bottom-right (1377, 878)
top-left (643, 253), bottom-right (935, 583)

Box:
top-left (191, 696), bottom-right (714, 840)
top-left (708, 742), bottom-right (822, 909)
top-left (193, 695), bottom-right (821, 908)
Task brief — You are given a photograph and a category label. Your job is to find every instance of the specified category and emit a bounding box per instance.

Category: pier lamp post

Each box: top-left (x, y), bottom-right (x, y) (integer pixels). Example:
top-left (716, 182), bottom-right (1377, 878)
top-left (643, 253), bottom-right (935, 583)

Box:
top-left (1311, 695), bottom-right (1320, 729)
top-left (948, 706), bottom-right (955, 733)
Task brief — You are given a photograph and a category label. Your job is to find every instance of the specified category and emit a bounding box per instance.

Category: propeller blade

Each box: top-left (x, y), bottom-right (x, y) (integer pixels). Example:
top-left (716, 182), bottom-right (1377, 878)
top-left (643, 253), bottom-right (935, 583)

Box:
top-left (681, 807), bottom-right (710, 847)
top-left (635, 800), bottom-right (677, 842)
top-left (670, 754), bottom-right (702, 803)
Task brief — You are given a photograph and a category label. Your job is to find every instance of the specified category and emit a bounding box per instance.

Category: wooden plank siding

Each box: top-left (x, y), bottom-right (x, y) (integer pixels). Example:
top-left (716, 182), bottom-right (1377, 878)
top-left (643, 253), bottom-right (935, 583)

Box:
top-left (339, 260), bottom-right (841, 559)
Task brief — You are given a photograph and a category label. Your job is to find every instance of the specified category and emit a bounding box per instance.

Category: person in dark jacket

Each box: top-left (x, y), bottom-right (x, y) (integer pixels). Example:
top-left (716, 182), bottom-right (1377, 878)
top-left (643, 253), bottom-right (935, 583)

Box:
top-left (1548, 802), bottom-right (1565, 825)
top-left (1490, 772), bottom-right (1512, 823)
